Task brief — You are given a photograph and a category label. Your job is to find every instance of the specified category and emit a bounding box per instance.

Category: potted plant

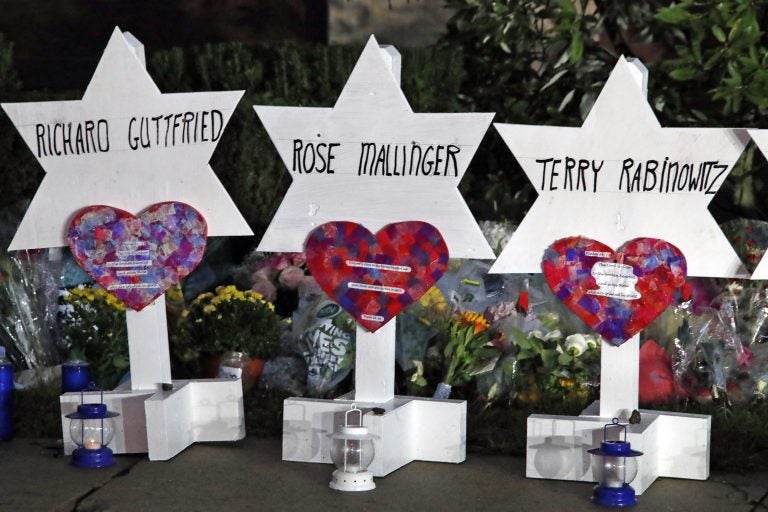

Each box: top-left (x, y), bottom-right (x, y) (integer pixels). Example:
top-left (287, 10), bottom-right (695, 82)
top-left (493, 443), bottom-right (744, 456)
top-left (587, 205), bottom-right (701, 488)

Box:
top-left (178, 285), bottom-right (283, 385)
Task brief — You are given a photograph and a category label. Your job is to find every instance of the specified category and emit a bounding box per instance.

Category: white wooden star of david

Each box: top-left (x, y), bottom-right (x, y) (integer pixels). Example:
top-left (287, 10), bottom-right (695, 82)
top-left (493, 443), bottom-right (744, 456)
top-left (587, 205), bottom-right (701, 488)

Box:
top-left (491, 57), bottom-right (749, 277)
top-left (255, 35), bottom-right (494, 259)
top-left (2, 27), bottom-right (252, 251)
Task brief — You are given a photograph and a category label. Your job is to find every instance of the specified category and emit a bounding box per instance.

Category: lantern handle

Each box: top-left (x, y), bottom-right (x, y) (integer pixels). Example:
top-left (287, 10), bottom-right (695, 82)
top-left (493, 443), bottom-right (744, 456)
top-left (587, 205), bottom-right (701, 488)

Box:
top-left (345, 403), bottom-right (364, 428)
top-left (80, 382), bottom-right (103, 405)
top-left (602, 417), bottom-right (628, 443)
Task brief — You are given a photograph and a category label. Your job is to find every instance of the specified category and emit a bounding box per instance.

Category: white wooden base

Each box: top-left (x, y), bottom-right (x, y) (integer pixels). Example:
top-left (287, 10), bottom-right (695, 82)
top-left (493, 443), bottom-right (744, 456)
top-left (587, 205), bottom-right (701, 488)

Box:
top-left (282, 393), bottom-right (466, 476)
top-left (60, 378), bottom-right (244, 460)
top-left (526, 400), bottom-right (710, 495)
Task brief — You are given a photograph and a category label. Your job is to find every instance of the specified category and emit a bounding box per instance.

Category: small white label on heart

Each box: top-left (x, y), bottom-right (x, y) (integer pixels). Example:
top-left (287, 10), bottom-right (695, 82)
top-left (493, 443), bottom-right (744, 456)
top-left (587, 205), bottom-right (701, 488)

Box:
top-left (346, 260), bottom-right (412, 273)
top-left (585, 250), bottom-right (612, 258)
top-left (348, 282), bottom-right (405, 294)
top-left (108, 282), bottom-right (161, 290)
top-left (361, 314), bottom-right (385, 322)
top-left (587, 262), bottom-right (641, 300)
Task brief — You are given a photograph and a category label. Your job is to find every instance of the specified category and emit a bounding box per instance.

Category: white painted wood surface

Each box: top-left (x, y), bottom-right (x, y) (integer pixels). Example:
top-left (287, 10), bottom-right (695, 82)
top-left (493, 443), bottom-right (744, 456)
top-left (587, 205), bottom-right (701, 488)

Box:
top-left (505, 57), bottom-right (718, 492)
top-left (599, 335), bottom-right (639, 419)
top-left (260, 39), bottom-right (475, 471)
top-left (126, 295), bottom-right (172, 391)
top-left (13, 29), bottom-right (253, 460)
top-left (60, 379), bottom-right (244, 460)
top-left (354, 320), bottom-right (396, 403)
top-left (255, 35), bottom-right (494, 259)
top-left (491, 56), bottom-right (749, 278)
top-left (2, 27), bottom-right (252, 251)
top-left (526, 407), bottom-right (710, 495)
top-left (282, 395), bottom-right (466, 476)
top-left (746, 129), bottom-right (768, 279)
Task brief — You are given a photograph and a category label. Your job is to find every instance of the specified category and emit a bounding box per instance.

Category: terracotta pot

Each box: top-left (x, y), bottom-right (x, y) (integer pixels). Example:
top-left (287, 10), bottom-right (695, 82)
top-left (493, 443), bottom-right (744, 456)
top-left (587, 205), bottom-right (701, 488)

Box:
top-left (248, 358), bottom-right (265, 382)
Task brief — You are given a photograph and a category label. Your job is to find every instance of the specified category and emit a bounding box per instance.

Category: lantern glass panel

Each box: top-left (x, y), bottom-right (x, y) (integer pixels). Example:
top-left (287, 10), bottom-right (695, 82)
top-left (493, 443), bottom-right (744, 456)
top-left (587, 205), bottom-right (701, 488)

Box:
top-left (330, 438), bottom-right (374, 473)
top-left (69, 417), bottom-right (115, 449)
top-left (592, 455), bottom-right (638, 488)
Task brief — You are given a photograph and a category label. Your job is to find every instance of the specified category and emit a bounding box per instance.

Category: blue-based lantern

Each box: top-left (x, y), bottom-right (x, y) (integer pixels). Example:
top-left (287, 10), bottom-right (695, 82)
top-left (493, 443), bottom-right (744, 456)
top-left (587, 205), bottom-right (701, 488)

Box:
top-left (66, 388), bottom-right (119, 468)
top-left (587, 418), bottom-right (643, 507)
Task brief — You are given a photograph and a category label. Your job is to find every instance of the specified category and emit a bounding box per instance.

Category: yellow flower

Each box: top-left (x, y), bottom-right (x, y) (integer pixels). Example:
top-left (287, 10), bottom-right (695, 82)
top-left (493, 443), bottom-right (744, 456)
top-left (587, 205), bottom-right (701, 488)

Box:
top-left (181, 309), bottom-right (190, 318)
top-left (419, 286), bottom-right (447, 312)
top-left (202, 304), bottom-right (216, 314)
top-left (458, 311), bottom-right (489, 335)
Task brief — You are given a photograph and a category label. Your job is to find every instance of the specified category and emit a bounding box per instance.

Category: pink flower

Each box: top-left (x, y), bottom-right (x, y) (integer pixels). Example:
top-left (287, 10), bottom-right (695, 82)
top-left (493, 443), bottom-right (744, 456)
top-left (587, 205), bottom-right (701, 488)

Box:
top-left (639, 339), bottom-right (685, 404)
top-left (738, 347), bottom-right (754, 367)
top-left (278, 265), bottom-right (305, 289)
top-left (251, 276), bottom-right (277, 302)
top-left (270, 253), bottom-right (291, 271)
top-left (289, 252), bottom-right (306, 267)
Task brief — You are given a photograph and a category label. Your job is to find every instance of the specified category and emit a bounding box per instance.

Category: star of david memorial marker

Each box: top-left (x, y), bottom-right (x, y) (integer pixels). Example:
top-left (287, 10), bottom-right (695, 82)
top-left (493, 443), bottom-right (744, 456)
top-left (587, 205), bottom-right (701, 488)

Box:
top-left (2, 28), bottom-right (252, 460)
top-left (255, 35), bottom-right (494, 475)
top-left (492, 57), bottom-right (750, 493)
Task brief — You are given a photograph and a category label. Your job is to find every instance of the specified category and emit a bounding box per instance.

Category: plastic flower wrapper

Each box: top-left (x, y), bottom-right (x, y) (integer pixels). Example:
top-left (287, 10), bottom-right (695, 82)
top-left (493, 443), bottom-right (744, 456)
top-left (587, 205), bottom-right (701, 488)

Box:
top-left (0, 249), bottom-right (62, 371)
top-left (683, 305), bottom-right (752, 403)
top-left (436, 259), bottom-right (496, 313)
top-left (433, 309), bottom-right (498, 399)
top-left (289, 286), bottom-right (356, 397)
top-left (477, 309), bottom-right (601, 405)
top-left (479, 220), bottom-right (515, 256)
top-left (233, 250), bottom-right (308, 313)
top-left (396, 286), bottom-right (449, 375)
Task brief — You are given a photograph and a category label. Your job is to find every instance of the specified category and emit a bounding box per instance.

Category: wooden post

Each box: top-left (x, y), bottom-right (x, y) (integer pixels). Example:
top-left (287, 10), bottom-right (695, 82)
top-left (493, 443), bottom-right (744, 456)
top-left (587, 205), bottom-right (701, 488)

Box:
top-left (125, 295), bottom-right (172, 390)
top-left (599, 333), bottom-right (639, 419)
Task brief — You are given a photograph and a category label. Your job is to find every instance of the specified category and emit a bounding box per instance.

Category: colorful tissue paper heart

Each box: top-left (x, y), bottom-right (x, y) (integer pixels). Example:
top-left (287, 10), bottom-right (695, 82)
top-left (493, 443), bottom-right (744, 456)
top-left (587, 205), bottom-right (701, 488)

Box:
top-left (68, 202), bottom-right (207, 311)
top-left (305, 221), bottom-right (449, 332)
top-left (542, 237), bottom-right (687, 346)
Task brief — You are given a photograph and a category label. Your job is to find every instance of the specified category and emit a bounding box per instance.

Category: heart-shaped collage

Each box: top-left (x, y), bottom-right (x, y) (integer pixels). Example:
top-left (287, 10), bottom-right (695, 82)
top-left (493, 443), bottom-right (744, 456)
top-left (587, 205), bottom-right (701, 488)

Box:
top-left (542, 236), bottom-right (687, 346)
top-left (304, 221), bottom-right (449, 332)
top-left (68, 202), bottom-right (207, 311)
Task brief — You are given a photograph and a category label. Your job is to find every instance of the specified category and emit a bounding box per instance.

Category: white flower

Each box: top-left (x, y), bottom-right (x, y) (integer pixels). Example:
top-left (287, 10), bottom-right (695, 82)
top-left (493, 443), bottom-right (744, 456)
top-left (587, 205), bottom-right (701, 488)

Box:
top-left (564, 334), bottom-right (588, 356)
top-left (585, 334), bottom-right (599, 350)
top-left (529, 329), bottom-right (562, 341)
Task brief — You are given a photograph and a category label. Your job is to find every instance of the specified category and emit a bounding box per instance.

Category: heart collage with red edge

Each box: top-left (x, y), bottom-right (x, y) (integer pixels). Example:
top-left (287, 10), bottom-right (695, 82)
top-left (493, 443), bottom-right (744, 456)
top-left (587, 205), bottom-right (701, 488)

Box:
top-left (68, 202), bottom-right (207, 311)
top-left (542, 236), bottom-right (687, 346)
top-left (304, 221), bottom-right (449, 332)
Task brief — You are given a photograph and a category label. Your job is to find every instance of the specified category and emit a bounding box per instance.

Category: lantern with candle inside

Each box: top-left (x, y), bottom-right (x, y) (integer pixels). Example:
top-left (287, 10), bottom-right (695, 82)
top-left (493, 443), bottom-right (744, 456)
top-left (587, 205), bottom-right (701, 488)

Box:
top-left (587, 418), bottom-right (643, 508)
top-left (329, 404), bottom-right (376, 491)
top-left (65, 388), bottom-right (119, 468)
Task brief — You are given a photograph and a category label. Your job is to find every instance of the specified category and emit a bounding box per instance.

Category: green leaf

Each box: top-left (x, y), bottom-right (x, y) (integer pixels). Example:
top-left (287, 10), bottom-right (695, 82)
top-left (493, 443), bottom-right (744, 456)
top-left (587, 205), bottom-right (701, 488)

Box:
top-left (655, 6), bottom-right (692, 24)
top-left (668, 67), bottom-right (698, 80)
top-left (541, 69), bottom-right (568, 92)
top-left (712, 26), bottom-right (726, 43)
top-left (569, 31), bottom-right (584, 63)
top-left (499, 41), bottom-right (511, 54)
top-left (558, 89), bottom-right (575, 112)
top-left (112, 356), bottom-right (129, 369)
top-left (541, 349), bottom-right (558, 369)
top-left (558, 353), bottom-right (573, 365)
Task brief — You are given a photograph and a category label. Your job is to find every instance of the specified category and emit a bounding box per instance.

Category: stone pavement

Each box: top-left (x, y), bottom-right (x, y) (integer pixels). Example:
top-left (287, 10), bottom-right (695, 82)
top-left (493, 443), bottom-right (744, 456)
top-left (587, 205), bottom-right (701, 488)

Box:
top-left (2, 437), bottom-right (767, 512)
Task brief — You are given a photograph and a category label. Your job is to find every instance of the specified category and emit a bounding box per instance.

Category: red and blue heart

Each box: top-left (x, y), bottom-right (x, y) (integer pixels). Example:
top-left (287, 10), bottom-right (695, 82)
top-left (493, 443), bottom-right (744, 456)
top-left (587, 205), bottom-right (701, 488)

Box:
top-left (542, 236), bottom-right (687, 346)
top-left (305, 221), bottom-right (449, 332)
top-left (68, 202), bottom-right (207, 311)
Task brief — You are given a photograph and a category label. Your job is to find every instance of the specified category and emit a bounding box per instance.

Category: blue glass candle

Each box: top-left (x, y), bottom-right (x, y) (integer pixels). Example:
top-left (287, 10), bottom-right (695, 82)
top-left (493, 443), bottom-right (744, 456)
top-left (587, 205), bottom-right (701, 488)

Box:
top-left (62, 360), bottom-right (91, 394)
top-left (0, 346), bottom-right (13, 441)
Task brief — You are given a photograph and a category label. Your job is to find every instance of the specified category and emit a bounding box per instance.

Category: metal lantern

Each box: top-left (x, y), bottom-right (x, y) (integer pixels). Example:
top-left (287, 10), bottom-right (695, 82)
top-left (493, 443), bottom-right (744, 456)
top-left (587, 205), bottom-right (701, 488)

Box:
top-left (587, 418), bottom-right (643, 508)
top-left (329, 404), bottom-right (376, 492)
top-left (65, 388), bottom-right (119, 468)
